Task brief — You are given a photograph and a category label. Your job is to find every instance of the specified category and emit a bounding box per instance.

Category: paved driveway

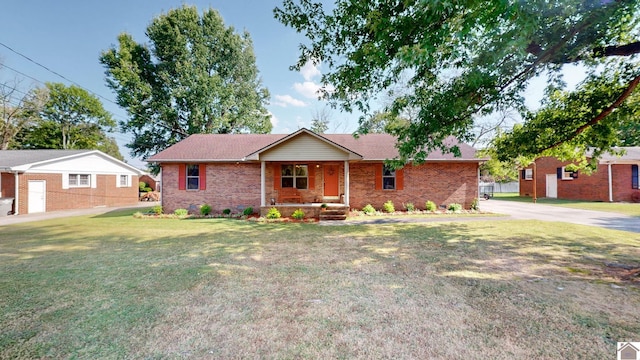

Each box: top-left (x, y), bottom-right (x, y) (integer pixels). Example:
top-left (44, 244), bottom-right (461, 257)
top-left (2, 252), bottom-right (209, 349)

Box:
top-left (0, 202), bottom-right (159, 226)
top-left (480, 199), bottom-right (640, 233)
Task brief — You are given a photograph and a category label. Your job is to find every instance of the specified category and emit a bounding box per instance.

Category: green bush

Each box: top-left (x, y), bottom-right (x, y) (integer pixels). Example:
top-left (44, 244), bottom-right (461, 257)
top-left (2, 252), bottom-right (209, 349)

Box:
top-left (292, 208), bottom-right (305, 220)
top-left (382, 200), bottom-right (395, 213)
top-left (266, 207), bottom-right (281, 219)
top-left (243, 207), bottom-right (254, 216)
top-left (403, 202), bottom-right (415, 212)
top-left (200, 204), bottom-right (212, 216)
top-left (174, 208), bottom-right (188, 217)
top-left (139, 181), bottom-right (147, 191)
top-left (151, 205), bottom-right (163, 215)
top-left (144, 187), bottom-right (153, 192)
top-left (448, 203), bottom-right (463, 212)
top-left (362, 204), bottom-right (376, 214)
top-left (425, 201), bottom-right (437, 212)
top-left (222, 208), bottom-right (231, 215)
top-left (470, 198), bottom-right (479, 211)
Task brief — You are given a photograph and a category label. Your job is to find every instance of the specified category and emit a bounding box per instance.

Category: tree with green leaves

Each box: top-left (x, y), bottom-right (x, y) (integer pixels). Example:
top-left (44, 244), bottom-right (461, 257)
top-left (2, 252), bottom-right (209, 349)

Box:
top-left (0, 78), bottom-right (46, 150)
top-left (14, 82), bottom-right (123, 160)
top-left (100, 5), bottom-right (271, 160)
top-left (275, 0), bottom-right (640, 164)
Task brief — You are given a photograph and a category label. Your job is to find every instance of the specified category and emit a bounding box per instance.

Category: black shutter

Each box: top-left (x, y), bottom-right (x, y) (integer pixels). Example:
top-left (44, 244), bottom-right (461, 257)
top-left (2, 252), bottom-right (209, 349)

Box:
top-left (521, 169), bottom-right (526, 180)
top-left (632, 165), bottom-right (639, 189)
top-left (557, 167), bottom-right (562, 179)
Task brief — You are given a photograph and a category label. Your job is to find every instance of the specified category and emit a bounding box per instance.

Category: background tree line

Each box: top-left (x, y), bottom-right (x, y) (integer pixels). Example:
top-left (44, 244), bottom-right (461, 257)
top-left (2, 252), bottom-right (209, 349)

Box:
top-left (0, 78), bottom-right (123, 159)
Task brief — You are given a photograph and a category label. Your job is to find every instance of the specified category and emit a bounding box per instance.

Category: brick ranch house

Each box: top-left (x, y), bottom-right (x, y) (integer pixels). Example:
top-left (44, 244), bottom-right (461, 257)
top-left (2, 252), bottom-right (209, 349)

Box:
top-left (148, 128), bottom-right (483, 216)
top-left (0, 150), bottom-right (143, 215)
top-left (519, 147), bottom-right (640, 202)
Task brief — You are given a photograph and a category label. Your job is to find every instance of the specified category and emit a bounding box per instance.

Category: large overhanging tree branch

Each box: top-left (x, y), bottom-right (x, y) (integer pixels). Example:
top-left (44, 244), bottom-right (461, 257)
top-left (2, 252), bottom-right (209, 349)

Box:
top-left (275, 0), bottom-right (640, 163)
top-left (493, 65), bottom-right (640, 167)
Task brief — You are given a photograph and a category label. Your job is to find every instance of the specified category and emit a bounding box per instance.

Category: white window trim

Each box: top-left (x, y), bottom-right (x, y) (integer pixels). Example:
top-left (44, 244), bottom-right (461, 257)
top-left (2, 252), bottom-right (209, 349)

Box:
top-left (561, 166), bottom-right (576, 180)
top-left (382, 165), bottom-right (396, 190)
top-left (186, 164), bottom-right (200, 190)
top-left (68, 173), bottom-right (91, 188)
top-left (117, 174), bottom-right (131, 188)
top-left (281, 164), bottom-right (308, 190)
top-left (524, 168), bottom-right (533, 181)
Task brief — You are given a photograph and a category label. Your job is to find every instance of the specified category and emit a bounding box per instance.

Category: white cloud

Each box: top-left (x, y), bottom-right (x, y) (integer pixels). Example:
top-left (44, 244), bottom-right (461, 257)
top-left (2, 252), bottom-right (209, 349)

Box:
top-left (300, 60), bottom-right (321, 81)
top-left (268, 111), bottom-right (279, 127)
top-left (293, 81), bottom-right (335, 99)
top-left (273, 94), bottom-right (307, 107)
top-left (293, 81), bottom-right (322, 99)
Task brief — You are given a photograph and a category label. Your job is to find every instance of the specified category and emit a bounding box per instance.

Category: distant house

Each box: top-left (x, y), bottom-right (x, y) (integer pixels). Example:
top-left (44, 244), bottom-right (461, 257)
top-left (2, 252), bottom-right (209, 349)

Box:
top-left (0, 150), bottom-right (143, 215)
top-left (519, 148), bottom-right (640, 202)
top-left (140, 173), bottom-right (161, 192)
top-left (147, 128), bottom-right (483, 216)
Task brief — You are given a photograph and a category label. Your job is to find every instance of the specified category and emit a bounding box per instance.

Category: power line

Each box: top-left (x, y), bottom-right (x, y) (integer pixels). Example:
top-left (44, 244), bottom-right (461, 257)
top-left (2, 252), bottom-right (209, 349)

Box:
top-left (1, 62), bottom-right (133, 127)
top-left (0, 41), bottom-right (120, 108)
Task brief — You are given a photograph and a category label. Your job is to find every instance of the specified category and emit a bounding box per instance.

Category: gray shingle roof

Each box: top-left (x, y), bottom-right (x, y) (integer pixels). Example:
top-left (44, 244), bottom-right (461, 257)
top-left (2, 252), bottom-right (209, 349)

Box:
top-left (599, 147), bottom-right (640, 162)
top-left (0, 150), bottom-right (92, 168)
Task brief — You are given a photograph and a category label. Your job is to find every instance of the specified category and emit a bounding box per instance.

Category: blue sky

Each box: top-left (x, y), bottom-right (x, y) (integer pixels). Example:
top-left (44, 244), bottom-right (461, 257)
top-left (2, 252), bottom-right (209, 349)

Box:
top-left (1, 1), bottom-right (585, 168)
top-left (0, 1), bottom-right (349, 168)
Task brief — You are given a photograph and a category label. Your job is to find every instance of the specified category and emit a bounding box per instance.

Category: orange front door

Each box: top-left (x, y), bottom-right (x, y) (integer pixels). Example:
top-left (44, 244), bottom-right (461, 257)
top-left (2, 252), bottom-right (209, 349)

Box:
top-left (324, 165), bottom-right (339, 197)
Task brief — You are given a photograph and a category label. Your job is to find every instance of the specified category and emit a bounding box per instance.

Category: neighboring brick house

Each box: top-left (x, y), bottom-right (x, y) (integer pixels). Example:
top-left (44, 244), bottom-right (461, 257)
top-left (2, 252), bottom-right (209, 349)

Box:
top-left (0, 150), bottom-right (143, 215)
top-left (139, 173), bottom-right (160, 192)
top-left (148, 128), bottom-right (483, 214)
top-left (519, 148), bottom-right (640, 202)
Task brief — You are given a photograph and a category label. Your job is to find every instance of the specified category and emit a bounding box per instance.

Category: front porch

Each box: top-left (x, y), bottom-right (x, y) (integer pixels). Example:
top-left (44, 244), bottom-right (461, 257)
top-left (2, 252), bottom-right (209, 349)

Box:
top-left (260, 161), bottom-right (351, 208)
top-left (259, 203), bottom-right (349, 220)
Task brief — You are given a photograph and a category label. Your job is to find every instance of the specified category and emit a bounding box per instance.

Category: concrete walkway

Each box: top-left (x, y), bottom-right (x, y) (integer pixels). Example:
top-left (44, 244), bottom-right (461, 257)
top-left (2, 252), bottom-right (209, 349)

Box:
top-left (480, 199), bottom-right (640, 233)
top-left (0, 202), bottom-right (159, 226)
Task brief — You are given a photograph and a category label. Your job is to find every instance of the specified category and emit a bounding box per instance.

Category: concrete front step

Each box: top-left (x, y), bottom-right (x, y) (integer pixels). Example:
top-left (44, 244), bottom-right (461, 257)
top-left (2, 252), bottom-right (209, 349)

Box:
top-left (319, 209), bottom-right (348, 221)
top-left (319, 214), bottom-right (348, 221)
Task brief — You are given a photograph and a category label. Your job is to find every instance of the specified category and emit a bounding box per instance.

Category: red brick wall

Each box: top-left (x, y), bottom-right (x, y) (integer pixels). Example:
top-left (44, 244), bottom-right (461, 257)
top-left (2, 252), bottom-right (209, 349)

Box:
top-left (139, 175), bottom-right (158, 191)
top-left (1, 173), bottom-right (16, 198)
top-left (348, 162), bottom-right (479, 210)
top-left (519, 157), bottom-right (640, 202)
top-left (162, 163), bottom-right (262, 214)
top-left (161, 161), bottom-right (480, 213)
top-left (13, 173), bottom-right (139, 214)
top-left (1, 173), bottom-right (16, 213)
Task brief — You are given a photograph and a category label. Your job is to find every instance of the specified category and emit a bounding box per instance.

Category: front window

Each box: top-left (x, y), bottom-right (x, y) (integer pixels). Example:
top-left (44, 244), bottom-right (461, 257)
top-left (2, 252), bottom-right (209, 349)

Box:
top-left (187, 165), bottom-right (199, 190)
top-left (281, 164), bottom-right (308, 189)
top-left (524, 169), bottom-right (533, 180)
top-left (561, 166), bottom-right (577, 180)
top-left (69, 174), bottom-right (90, 187)
top-left (120, 175), bottom-right (129, 187)
top-left (383, 165), bottom-right (396, 190)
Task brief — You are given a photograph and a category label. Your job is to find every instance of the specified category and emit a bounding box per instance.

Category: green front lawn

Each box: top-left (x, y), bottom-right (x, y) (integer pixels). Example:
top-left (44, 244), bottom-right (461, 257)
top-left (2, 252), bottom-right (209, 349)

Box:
top-left (1, 209), bottom-right (639, 358)
top-left (493, 193), bottom-right (640, 216)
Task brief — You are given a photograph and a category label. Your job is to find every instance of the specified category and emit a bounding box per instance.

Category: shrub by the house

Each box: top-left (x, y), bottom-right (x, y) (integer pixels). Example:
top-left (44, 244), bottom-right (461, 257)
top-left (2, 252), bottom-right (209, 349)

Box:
top-left (382, 200), bottom-right (395, 213)
top-left (425, 201), bottom-right (437, 212)
top-left (362, 204), bottom-right (376, 214)
top-left (200, 204), bottom-right (212, 216)
top-left (292, 209), bottom-right (305, 220)
top-left (266, 207), bottom-right (281, 219)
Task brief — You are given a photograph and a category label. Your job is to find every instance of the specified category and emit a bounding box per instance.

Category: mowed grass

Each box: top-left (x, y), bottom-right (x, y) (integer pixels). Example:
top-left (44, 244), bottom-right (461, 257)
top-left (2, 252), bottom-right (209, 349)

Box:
top-left (493, 192), bottom-right (640, 216)
top-left (1, 209), bottom-right (640, 359)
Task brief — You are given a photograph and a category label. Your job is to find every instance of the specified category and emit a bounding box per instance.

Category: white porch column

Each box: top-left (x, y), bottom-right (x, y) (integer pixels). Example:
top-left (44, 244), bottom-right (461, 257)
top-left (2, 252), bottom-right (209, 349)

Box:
top-left (14, 172), bottom-right (19, 215)
top-left (261, 161), bottom-right (266, 207)
top-left (608, 163), bottom-right (613, 202)
top-left (344, 160), bottom-right (350, 206)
